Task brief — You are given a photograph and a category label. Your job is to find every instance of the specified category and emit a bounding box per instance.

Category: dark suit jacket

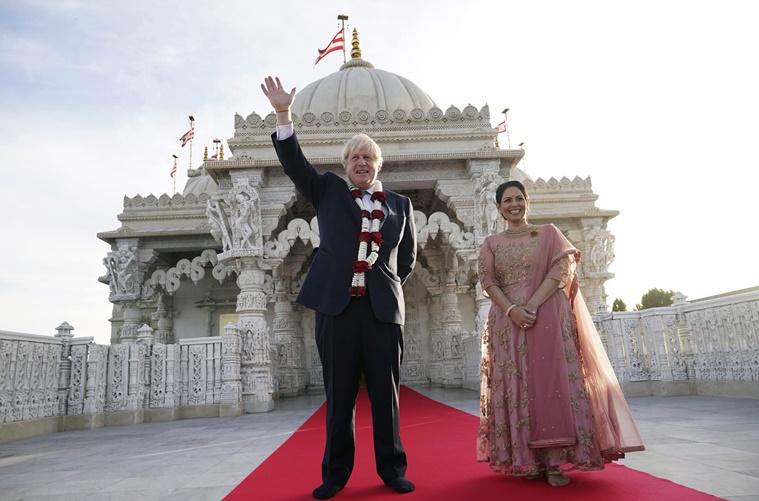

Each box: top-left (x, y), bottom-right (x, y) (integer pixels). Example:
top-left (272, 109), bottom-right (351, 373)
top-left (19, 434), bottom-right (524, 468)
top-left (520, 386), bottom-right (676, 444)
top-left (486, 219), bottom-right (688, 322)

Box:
top-left (272, 133), bottom-right (416, 325)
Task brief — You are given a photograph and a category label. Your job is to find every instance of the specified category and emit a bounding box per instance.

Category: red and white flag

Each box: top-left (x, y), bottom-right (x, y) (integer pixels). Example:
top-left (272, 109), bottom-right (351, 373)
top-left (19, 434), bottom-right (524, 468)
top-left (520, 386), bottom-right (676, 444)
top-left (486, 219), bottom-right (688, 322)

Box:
top-left (170, 163), bottom-right (177, 178)
top-left (314, 29), bottom-right (344, 66)
top-left (496, 121), bottom-right (508, 134)
top-left (179, 128), bottom-right (194, 147)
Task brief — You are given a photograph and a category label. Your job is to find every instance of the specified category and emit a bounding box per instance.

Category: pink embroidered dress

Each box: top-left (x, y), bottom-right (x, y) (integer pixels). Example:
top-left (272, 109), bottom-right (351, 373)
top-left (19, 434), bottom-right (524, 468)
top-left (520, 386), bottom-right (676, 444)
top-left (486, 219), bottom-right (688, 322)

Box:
top-left (477, 224), bottom-right (644, 476)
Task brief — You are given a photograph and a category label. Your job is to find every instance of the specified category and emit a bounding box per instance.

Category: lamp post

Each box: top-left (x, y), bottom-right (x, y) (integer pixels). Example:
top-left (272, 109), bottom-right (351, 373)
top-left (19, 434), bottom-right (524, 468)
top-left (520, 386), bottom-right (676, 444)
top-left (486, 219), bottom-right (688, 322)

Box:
top-left (501, 108), bottom-right (511, 148)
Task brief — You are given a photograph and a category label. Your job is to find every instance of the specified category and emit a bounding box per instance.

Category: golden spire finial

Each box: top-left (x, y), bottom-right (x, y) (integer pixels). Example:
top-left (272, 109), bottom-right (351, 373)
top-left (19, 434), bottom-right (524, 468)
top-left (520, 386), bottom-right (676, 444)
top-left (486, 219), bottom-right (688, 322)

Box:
top-left (203, 146), bottom-right (208, 161)
top-left (350, 28), bottom-right (361, 59)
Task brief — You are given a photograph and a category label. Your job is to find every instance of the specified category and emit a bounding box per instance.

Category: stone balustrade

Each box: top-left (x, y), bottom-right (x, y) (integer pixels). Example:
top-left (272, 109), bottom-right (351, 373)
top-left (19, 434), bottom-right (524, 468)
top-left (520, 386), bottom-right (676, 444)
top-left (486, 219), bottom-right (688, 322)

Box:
top-left (1, 323), bottom-right (243, 443)
top-left (459, 288), bottom-right (759, 397)
top-left (2, 288), bottom-right (757, 443)
top-left (595, 288), bottom-right (759, 398)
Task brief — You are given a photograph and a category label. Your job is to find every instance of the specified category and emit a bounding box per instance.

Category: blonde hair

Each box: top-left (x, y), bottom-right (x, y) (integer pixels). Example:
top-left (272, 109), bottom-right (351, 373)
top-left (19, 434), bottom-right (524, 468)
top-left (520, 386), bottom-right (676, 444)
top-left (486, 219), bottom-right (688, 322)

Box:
top-left (341, 134), bottom-right (383, 167)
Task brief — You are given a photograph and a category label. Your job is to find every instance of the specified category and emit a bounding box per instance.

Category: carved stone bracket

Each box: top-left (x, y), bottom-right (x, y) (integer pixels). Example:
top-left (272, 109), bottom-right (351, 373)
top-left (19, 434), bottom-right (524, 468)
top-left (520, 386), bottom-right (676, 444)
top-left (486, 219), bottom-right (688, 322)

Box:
top-left (416, 211), bottom-right (474, 251)
top-left (102, 241), bottom-right (157, 302)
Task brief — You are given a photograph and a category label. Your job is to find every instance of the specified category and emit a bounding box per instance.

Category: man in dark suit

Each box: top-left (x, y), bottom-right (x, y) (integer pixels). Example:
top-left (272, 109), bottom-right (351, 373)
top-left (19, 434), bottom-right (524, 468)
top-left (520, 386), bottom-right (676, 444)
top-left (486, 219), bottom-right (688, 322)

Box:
top-left (262, 76), bottom-right (417, 499)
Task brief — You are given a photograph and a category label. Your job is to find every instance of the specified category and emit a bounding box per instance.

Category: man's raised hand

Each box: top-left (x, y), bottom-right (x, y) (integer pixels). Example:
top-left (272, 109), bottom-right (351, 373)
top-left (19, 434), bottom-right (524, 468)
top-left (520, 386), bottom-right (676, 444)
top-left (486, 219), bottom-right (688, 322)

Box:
top-left (261, 76), bottom-right (296, 111)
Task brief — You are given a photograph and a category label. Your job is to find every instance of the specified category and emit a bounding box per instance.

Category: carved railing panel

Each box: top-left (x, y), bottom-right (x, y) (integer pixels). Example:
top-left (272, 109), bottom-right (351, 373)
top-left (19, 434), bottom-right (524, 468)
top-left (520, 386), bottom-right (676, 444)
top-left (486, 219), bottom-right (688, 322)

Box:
top-left (179, 338), bottom-right (223, 406)
top-left (596, 291), bottom-right (759, 386)
top-left (0, 335), bottom-right (60, 423)
top-left (2, 291), bottom-right (757, 433)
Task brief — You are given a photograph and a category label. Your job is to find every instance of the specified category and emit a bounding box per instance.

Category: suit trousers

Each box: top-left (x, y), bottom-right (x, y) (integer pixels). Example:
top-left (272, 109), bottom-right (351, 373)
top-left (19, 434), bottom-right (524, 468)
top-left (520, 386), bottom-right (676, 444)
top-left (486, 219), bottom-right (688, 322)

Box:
top-left (315, 295), bottom-right (407, 486)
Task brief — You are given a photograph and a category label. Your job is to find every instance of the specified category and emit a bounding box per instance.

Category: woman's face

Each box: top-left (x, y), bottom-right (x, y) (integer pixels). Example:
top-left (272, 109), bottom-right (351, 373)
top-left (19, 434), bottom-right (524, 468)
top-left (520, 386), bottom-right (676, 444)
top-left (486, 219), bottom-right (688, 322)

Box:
top-left (496, 186), bottom-right (528, 225)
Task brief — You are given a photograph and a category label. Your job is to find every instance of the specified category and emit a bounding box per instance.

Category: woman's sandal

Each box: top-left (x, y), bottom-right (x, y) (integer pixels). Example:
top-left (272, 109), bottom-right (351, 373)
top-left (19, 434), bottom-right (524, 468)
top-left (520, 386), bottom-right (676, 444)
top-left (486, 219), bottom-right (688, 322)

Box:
top-left (525, 466), bottom-right (546, 480)
top-left (547, 470), bottom-right (570, 487)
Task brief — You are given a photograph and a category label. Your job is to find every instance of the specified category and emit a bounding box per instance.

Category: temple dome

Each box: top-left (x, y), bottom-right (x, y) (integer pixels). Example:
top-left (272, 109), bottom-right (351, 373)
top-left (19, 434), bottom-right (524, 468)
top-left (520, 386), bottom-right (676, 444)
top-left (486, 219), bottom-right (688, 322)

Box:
top-left (182, 170), bottom-right (218, 197)
top-left (292, 57), bottom-right (437, 118)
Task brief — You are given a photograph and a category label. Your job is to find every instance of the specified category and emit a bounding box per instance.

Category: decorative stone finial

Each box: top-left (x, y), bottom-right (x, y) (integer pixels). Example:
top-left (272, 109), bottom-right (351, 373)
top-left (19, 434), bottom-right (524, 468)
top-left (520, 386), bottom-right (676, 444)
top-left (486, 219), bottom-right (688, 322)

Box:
top-left (55, 321), bottom-right (75, 338)
top-left (137, 323), bottom-right (155, 344)
top-left (351, 28), bottom-right (361, 59)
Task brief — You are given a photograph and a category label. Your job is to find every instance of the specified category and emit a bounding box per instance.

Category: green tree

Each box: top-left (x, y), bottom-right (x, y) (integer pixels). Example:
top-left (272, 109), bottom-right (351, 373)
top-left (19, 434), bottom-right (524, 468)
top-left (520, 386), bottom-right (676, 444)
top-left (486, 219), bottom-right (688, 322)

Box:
top-left (635, 288), bottom-right (676, 310)
top-left (612, 298), bottom-right (627, 312)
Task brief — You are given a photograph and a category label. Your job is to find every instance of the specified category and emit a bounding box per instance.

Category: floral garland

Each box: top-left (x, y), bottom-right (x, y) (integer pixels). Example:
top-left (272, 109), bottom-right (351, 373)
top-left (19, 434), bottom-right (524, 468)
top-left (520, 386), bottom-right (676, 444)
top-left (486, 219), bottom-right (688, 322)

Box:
top-left (348, 181), bottom-right (386, 296)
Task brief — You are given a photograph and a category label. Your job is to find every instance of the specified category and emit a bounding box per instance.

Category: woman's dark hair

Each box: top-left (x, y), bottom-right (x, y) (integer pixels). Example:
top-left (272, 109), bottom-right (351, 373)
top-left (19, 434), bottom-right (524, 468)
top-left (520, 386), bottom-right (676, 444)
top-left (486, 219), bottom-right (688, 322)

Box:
top-left (495, 180), bottom-right (528, 204)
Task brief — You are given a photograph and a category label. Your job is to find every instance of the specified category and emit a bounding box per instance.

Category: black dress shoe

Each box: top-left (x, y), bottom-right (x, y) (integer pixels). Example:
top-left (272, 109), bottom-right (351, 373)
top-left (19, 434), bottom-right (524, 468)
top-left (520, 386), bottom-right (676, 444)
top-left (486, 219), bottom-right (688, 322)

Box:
top-left (385, 477), bottom-right (416, 494)
top-left (313, 482), bottom-right (344, 499)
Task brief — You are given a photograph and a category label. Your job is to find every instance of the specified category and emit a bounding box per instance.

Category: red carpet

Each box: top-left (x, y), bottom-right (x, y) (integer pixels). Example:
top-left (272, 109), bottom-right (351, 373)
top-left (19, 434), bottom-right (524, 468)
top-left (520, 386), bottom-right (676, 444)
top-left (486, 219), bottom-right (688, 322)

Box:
top-left (225, 387), bottom-right (724, 501)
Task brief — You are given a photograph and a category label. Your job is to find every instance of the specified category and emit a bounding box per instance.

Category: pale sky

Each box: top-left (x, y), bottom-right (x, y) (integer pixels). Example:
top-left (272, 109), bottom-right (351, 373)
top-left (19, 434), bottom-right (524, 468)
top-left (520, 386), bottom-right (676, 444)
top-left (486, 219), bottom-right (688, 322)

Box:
top-left (1, 0), bottom-right (757, 345)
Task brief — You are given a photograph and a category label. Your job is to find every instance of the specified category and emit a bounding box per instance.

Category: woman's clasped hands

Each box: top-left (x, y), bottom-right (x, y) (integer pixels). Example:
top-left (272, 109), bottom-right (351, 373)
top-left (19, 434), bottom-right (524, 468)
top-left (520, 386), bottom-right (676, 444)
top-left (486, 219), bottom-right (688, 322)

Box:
top-left (509, 305), bottom-right (536, 330)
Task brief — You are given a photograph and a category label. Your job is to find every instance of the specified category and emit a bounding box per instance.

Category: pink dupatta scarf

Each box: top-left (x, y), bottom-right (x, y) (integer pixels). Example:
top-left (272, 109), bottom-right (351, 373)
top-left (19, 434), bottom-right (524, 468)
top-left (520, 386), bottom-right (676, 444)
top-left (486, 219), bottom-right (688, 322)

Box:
top-left (526, 225), bottom-right (644, 454)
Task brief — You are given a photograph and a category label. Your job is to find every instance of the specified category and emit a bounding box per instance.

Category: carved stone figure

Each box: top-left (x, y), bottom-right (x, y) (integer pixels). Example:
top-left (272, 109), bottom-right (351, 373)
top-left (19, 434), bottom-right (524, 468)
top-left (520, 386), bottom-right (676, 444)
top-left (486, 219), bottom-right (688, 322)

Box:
top-left (586, 227), bottom-right (615, 273)
top-left (241, 330), bottom-right (254, 361)
top-left (479, 182), bottom-right (499, 234)
top-left (104, 248), bottom-right (138, 296)
top-left (232, 193), bottom-right (255, 249)
top-left (103, 257), bottom-right (117, 294)
top-left (206, 201), bottom-right (232, 251)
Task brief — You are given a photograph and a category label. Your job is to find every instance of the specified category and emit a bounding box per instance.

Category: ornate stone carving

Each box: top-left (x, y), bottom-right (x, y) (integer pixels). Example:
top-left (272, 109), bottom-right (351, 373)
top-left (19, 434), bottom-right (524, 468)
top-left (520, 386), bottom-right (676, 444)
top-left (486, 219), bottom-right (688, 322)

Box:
top-left (144, 249), bottom-right (234, 296)
top-left (103, 247), bottom-right (138, 297)
top-left (207, 185), bottom-right (264, 257)
top-left (264, 217), bottom-right (320, 259)
top-left (478, 181), bottom-right (499, 236)
top-left (585, 226), bottom-right (615, 274)
top-left (417, 211), bottom-right (474, 250)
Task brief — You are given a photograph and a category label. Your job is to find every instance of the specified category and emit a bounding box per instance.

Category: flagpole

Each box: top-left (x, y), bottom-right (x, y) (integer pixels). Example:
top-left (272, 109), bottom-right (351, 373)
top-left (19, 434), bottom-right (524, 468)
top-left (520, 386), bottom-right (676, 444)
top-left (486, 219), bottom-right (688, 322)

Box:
top-left (338, 14), bottom-right (349, 63)
top-left (501, 108), bottom-right (511, 149)
top-left (171, 154), bottom-right (178, 195)
top-left (188, 115), bottom-right (195, 171)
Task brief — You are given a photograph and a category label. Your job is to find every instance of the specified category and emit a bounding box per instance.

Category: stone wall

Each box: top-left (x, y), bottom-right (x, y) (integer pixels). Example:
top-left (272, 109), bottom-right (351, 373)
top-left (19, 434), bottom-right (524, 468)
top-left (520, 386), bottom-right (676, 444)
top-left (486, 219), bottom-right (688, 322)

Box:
top-left (2, 288), bottom-right (756, 443)
top-left (594, 289), bottom-right (759, 398)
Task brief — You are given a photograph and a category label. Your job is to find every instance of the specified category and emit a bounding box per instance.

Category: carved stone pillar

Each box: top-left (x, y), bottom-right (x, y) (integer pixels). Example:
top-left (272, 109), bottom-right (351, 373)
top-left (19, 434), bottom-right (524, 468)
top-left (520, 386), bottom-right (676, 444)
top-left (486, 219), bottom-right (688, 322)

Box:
top-left (673, 292), bottom-right (694, 380)
top-left (440, 286), bottom-right (463, 387)
top-left (102, 240), bottom-right (156, 344)
top-left (236, 258), bottom-right (274, 412)
top-left (580, 220), bottom-right (616, 314)
top-left (209, 172), bottom-right (275, 412)
top-left (400, 275), bottom-right (426, 385)
top-left (82, 344), bottom-right (108, 418)
top-left (427, 295), bottom-right (443, 385)
top-left (55, 321), bottom-right (75, 416)
top-left (272, 273), bottom-right (306, 397)
top-left (152, 292), bottom-right (175, 344)
top-left (126, 342), bottom-right (147, 412)
top-left (137, 324), bottom-right (154, 409)
top-left (220, 322), bottom-right (243, 416)
top-left (121, 303), bottom-right (144, 343)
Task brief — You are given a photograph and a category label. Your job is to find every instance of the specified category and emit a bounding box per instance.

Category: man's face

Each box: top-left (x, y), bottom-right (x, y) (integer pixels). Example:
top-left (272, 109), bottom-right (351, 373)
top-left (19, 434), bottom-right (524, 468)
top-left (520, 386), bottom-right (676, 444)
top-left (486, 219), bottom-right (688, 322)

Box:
top-left (344, 145), bottom-right (380, 190)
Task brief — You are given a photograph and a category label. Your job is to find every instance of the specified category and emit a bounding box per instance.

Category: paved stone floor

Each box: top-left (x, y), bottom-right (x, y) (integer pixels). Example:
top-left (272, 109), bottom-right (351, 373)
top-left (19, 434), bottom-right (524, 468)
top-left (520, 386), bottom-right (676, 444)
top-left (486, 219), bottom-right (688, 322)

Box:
top-left (0, 387), bottom-right (758, 500)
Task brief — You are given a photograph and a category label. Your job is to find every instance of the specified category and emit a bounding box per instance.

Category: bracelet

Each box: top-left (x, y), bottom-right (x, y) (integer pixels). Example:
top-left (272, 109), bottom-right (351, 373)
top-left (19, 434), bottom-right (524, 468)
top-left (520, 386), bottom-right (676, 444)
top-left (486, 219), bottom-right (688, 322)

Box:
top-left (506, 304), bottom-right (518, 317)
top-left (275, 109), bottom-right (290, 113)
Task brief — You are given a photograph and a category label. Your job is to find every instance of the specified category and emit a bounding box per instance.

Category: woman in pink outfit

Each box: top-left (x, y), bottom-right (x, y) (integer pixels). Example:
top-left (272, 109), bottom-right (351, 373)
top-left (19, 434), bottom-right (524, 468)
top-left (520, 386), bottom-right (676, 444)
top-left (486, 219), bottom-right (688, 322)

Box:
top-left (477, 181), bottom-right (644, 487)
